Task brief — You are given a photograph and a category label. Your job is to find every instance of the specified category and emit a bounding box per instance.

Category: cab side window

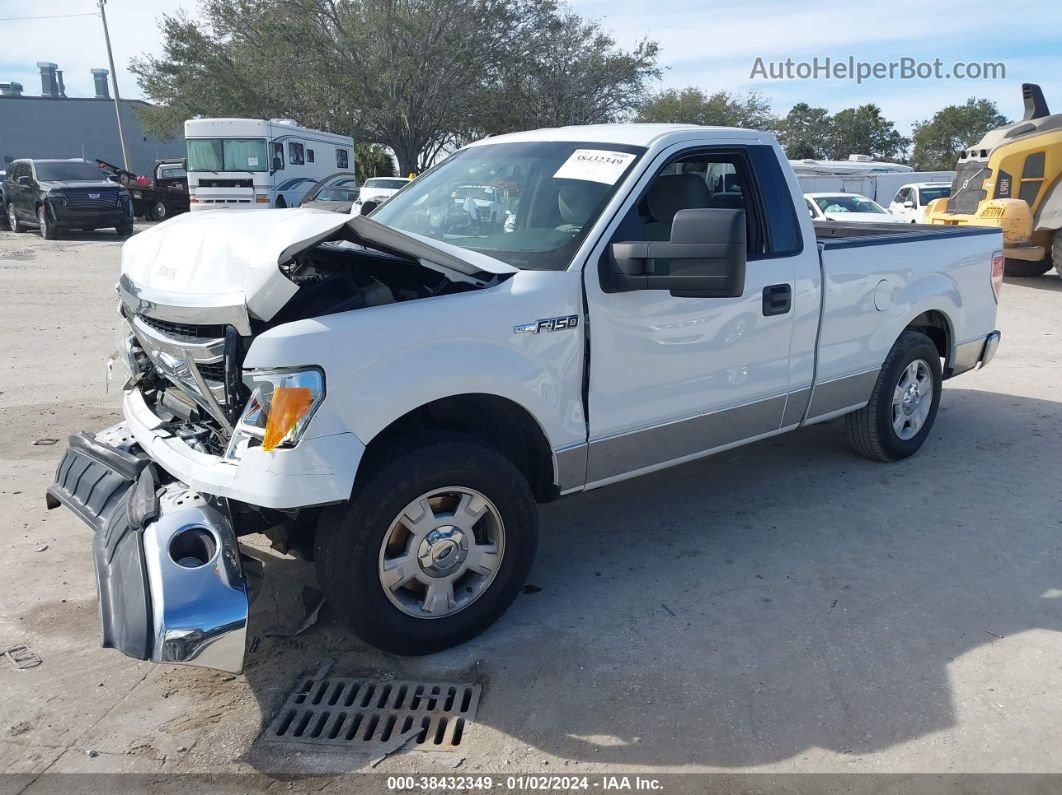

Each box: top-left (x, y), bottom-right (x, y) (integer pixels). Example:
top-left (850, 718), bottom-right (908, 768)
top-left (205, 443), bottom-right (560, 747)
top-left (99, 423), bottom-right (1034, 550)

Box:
top-left (612, 150), bottom-right (767, 257)
top-left (289, 142), bottom-right (305, 165)
top-left (271, 143), bottom-right (285, 171)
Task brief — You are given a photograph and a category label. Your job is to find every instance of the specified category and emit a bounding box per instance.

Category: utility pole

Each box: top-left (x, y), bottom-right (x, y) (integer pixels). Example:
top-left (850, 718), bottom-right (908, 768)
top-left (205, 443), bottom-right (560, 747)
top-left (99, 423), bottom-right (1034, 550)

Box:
top-left (98, 0), bottom-right (131, 170)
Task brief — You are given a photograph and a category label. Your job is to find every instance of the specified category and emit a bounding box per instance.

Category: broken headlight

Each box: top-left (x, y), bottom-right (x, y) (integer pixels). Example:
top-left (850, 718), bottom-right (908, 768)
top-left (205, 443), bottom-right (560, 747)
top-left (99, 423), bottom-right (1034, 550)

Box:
top-left (225, 368), bottom-right (325, 459)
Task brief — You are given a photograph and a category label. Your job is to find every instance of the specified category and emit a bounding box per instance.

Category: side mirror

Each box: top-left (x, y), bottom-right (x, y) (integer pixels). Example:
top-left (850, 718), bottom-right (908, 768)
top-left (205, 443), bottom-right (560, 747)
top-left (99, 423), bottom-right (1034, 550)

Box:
top-left (903, 200), bottom-right (914, 209)
top-left (18, 175), bottom-right (31, 186)
top-left (359, 199), bottom-right (379, 216)
top-left (607, 208), bottom-right (746, 298)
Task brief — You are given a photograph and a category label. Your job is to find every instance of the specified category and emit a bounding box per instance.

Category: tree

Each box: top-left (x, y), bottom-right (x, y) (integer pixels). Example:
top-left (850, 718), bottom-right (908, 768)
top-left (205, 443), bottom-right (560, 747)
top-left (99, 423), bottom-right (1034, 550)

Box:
top-left (355, 143), bottom-right (396, 178)
top-left (481, 6), bottom-right (659, 134)
top-left (773, 103), bottom-right (832, 160)
top-left (636, 87), bottom-right (775, 130)
top-left (131, 0), bottom-right (660, 175)
top-left (910, 99), bottom-right (1008, 171)
top-left (826, 104), bottom-right (909, 162)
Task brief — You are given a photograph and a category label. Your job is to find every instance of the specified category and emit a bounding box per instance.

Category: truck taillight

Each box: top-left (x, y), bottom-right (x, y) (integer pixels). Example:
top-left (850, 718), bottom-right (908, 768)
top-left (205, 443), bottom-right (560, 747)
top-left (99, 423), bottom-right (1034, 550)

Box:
top-left (991, 251), bottom-right (1004, 302)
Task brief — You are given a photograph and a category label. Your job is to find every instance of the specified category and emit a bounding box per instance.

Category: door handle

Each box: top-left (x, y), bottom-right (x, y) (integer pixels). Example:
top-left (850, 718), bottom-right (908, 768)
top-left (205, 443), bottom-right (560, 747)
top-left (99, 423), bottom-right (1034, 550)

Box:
top-left (762, 284), bottom-right (792, 316)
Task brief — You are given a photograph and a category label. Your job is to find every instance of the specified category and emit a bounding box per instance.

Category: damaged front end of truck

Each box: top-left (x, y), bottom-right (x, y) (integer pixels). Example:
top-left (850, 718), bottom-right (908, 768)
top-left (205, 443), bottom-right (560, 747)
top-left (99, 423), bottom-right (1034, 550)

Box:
top-left (45, 209), bottom-right (513, 674)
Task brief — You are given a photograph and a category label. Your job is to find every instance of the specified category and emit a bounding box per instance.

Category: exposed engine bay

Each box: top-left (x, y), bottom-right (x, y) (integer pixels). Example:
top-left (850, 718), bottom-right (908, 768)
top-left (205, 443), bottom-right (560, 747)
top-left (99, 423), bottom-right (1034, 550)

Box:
top-left (119, 231), bottom-right (499, 461)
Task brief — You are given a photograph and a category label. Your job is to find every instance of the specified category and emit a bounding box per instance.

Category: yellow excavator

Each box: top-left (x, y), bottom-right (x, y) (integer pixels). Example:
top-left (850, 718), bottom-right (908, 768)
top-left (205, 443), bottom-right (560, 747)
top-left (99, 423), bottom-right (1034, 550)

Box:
top-left (924, 83), bottom-right (1062, 277)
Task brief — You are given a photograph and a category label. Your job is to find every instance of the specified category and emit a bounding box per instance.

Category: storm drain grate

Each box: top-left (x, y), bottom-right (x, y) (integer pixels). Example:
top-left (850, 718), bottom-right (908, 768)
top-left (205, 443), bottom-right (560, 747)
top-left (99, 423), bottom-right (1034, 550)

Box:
top-left (262, 678), bottom-right (481, 751)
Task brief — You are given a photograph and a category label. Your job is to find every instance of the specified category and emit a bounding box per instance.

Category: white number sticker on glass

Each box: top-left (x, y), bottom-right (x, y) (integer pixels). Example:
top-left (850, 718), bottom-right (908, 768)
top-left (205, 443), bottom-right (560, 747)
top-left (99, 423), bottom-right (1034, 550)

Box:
top-left (553, 149), bottom-right (636, 185)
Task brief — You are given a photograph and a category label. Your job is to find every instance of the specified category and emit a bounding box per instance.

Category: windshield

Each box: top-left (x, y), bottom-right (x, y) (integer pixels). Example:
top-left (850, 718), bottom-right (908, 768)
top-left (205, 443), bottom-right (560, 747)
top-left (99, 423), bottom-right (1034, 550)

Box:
top-left (35, 162), bottom-right (106, 181)
top-left (919, 187), bottom-right (950, 204)
top-left (365, 178), bottom-right (408, 190)
top-left (186, 138), bottom-right (268, 172)
top-left (372, 141), bottom-right (644, 271)
top-left (814, 195), bottom-right (887, 214)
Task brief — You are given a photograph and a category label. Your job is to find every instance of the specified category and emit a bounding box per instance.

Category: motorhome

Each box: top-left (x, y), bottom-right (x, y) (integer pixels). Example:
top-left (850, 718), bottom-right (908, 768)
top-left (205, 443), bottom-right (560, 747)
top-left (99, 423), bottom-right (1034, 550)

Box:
top-left (184, 118), bottom-right (354, 210)
top-left (792, 156), bottom-right (953, 205)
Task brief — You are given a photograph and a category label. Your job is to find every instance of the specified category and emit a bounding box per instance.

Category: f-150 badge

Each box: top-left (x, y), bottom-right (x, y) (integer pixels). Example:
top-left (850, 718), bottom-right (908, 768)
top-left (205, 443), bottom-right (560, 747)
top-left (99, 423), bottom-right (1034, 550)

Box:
top-left (514, 315), bottom-right (580, 334)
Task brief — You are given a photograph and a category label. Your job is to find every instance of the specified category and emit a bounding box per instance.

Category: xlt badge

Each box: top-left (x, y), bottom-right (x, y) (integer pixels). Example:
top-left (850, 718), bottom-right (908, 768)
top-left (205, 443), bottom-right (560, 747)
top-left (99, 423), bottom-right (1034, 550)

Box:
top-left (514, 315), bottom-right (580, 334)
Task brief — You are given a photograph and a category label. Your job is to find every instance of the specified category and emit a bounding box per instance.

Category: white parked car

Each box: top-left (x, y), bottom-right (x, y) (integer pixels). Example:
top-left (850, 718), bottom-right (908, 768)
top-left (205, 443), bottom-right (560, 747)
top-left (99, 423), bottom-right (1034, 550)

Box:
top-left (805, 192), bottom-right (905, 224)
top-left (889, 182), bottom-right (952, 223)
top-left (48, 124), bottom-right (1003, 673)
top-left (354, 176), bottom-right (411, 210)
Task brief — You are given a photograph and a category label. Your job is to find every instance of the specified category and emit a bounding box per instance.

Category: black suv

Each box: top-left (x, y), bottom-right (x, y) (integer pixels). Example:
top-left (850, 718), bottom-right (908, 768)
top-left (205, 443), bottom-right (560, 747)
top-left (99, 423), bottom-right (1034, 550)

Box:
top-left (4, 159), bottom-right (133, 239)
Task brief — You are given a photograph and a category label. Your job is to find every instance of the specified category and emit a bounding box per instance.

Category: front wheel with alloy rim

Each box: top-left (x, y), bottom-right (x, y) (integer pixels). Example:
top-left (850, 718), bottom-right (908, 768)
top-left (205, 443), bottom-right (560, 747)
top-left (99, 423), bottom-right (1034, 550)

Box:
top-left (7, 203), bottom-right (26, 233)
top-left (846, 330), bottom-right (943, 461)
top-left (315, 437), bottom-right (538, 655)
top-left (37, 205), bottom-right (58, 239)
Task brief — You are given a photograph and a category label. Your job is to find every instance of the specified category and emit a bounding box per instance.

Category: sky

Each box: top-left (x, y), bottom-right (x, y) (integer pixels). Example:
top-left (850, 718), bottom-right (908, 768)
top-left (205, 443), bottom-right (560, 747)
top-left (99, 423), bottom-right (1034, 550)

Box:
top-left (1, 0), bottom-right (1060, 137)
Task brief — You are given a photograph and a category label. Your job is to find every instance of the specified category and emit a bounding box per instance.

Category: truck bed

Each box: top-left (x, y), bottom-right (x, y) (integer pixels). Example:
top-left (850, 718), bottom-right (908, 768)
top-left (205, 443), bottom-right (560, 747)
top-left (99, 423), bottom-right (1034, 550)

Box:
top-left (814, 221), bottom-right (1001, 248)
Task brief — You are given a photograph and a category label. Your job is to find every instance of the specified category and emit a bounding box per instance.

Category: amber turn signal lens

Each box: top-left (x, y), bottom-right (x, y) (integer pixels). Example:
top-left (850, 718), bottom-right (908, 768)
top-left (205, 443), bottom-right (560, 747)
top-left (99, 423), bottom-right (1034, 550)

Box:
top-left (261, 387), bottom-right (313, 451)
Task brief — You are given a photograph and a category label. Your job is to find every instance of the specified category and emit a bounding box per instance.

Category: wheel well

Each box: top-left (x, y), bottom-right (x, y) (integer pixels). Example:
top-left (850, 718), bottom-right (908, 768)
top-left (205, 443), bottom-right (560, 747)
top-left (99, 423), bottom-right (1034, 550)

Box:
top-left (906, 310), bottom-right (951, 364)
top-left (360, 394), bottom-right (558, 502)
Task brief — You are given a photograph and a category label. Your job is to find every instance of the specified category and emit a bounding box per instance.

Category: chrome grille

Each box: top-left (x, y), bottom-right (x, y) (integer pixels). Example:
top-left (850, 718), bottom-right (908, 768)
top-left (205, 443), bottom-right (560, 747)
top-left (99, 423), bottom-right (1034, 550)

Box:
top-left (137, 315), bottom-right (228, 342)
top-left (66, 189), bottom-right (122, 209)
top-left (130, 314), bottom-right (239, 430)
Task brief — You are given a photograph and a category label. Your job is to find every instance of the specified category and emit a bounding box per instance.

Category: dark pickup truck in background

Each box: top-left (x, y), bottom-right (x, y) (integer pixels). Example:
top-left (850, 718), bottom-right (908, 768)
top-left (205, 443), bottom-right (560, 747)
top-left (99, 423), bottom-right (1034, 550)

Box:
top-left (96, 158), bottom-right (190, 222)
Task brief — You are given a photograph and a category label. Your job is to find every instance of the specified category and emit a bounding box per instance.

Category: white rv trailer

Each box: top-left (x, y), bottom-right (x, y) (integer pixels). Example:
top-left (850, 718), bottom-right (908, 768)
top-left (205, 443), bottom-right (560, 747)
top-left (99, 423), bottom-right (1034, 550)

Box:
top-left (184, 118), bottom-right (355, 210)
top-left (792, 158), bottom-right (954, 205)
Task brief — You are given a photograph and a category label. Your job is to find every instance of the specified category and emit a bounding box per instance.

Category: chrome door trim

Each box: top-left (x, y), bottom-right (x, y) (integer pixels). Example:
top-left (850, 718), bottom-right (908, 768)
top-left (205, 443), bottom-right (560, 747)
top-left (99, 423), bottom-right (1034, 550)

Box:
top-left (781, 387), bottom-right (811, 427)
top-left (585, 423), bottom-right (791, 491)
top-left (554, 443), bottom-right (588, 495)
top-left (804, 368), bottom-right (879, 421)
top-left (586, 394), bottom-right (786, 484)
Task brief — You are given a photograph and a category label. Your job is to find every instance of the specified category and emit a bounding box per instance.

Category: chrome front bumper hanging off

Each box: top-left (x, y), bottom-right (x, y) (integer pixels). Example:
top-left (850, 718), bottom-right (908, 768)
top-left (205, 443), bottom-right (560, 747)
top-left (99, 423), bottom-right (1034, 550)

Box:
top-left (45, 426), bottom-right (255, 674)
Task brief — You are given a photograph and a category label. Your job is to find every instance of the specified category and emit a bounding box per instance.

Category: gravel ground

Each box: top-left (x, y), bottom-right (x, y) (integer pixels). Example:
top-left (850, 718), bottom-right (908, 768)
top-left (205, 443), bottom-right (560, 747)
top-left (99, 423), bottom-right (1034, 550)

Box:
top-left (1, 222), bottom-right (1061, 789)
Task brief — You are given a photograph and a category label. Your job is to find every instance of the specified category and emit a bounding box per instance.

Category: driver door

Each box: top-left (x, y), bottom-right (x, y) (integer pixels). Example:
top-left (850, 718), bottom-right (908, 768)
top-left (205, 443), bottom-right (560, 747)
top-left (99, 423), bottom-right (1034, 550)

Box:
top-left (582, 144), bottom-right (811, 485)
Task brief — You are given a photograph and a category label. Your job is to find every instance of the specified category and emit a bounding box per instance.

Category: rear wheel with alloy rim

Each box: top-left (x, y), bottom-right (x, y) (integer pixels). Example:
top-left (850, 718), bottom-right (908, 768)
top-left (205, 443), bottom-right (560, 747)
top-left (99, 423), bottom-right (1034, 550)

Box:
top-left (847, 330), bottom-right (943, 461)
top-left (152, 200), bottom-right (169, 221)
top-left (315, 436), bottom-right (538, 655)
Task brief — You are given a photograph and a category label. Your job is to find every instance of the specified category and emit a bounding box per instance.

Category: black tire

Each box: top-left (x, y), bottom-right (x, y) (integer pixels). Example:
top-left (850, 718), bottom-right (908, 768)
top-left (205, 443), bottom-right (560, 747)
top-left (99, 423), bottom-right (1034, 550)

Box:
top-left (275, 195), bottom-right (287, 208)
top-left (6, 203), bottom-right (25, 233)
top-left (116, 221), bottom-right (134, 237)
top-left (37, 205), bottom-right (58, 240)
top-left (315, 436), bottom-right (538, 655)
top-left (1003, 257), bottom-right (1051, 277)
top-left (152, 200), bottom-right (169, 221)
top-left (846, 330), bottom-right (943, 462)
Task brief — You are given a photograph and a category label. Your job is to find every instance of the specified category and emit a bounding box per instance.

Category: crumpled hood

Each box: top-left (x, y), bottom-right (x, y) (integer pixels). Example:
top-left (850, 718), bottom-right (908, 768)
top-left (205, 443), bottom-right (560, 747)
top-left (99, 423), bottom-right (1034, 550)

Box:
top-left (120, 208), bottom-right (515, 327)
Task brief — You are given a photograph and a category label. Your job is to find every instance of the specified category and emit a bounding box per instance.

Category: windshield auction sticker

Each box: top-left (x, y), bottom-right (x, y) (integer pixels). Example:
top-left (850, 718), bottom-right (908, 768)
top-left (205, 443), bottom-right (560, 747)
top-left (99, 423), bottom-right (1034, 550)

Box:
top-left (553, 149), bottom-right (637, 184)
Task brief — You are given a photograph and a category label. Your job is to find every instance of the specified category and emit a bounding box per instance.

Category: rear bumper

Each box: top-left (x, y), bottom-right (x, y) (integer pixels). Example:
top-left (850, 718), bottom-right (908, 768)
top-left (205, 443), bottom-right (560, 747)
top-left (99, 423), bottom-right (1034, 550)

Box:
top-left (947, 330), bottom-right (1002, 378)
top-left (46, 432), bottom-right (254, 674)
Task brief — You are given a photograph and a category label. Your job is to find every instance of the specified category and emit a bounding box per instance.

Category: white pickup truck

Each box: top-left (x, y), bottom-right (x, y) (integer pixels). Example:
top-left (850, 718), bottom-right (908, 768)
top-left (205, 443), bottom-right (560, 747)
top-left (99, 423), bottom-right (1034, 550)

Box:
top-left (47, 124), bottom-right (1003, 674)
